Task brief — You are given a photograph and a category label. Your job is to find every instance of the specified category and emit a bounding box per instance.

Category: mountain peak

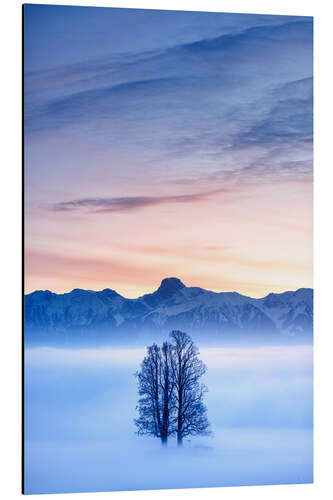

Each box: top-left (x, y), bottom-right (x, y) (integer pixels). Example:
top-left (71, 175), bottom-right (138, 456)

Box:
top-left (100, 288), bottom-right (122, 298)
top-left (157, 277), bottom-right (186, 296)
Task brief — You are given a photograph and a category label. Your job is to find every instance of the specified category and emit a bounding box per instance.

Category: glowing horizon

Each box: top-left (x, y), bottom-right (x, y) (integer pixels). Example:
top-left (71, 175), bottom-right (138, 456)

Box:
top-left (24, 276), bottom-right (313, 301)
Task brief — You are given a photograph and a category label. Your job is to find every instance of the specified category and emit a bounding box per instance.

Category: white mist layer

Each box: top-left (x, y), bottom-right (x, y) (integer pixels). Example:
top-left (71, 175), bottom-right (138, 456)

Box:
top-left (24, 344), bottom-right (313, 494)
top-left (25, 344), bottom-right (312, 369)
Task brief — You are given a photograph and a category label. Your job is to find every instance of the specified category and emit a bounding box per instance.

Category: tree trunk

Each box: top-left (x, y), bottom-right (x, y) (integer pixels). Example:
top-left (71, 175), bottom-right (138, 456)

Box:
top-left (177, 387), bottom-right (183, 447)
top-left (161, 436), bottom-right (168, 447)
top-left (177, 433), bottom-right (183, 447)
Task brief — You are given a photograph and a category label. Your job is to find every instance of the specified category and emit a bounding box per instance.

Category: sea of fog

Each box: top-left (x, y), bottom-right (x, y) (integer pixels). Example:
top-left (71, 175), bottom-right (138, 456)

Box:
top-left (24, 344), bottom-right (313, 494)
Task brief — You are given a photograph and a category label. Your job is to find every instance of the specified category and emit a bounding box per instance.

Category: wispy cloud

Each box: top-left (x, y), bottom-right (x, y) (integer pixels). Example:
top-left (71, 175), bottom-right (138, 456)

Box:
top-left (25, 19), bottom-right (313, 183)
top-left (50, 189), bottom-right (228, 214)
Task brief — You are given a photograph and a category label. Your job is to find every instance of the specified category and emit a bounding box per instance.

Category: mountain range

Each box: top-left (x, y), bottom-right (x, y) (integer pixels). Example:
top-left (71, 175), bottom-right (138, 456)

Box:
top-left (24, 278), bottom-right (313, 346)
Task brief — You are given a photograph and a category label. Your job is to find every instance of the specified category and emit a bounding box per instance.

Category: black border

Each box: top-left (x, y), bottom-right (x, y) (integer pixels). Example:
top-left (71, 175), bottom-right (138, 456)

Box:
top-left (22, 3), bottom-right (25, 495)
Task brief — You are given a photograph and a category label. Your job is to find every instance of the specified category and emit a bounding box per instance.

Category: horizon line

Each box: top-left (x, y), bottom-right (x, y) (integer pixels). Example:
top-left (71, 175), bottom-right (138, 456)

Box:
top-left (24, 277), bottom-right (313, 301)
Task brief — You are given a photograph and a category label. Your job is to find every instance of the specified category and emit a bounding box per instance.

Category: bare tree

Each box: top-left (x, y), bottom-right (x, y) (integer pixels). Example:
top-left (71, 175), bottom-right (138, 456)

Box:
top-left (134, 343), bottom-right (174, 445)
top-left (135, 332), bottom-right (210, 447)
top-left (169, 330), bottom-right (211, 446)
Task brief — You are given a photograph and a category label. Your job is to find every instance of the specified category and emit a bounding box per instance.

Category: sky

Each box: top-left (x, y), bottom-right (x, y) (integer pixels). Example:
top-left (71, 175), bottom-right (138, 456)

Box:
top-left (24, 5), bottom-right (313, 298)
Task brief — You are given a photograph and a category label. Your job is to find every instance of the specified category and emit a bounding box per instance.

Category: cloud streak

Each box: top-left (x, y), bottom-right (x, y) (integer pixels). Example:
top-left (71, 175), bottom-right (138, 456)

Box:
top-left (50, 188), bottom-right (228, 214)
top-left (25, 17), bottom-right (313, 184)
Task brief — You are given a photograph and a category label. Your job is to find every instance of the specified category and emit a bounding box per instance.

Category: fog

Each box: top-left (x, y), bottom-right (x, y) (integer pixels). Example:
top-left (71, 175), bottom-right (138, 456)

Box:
top-left (24, 344), bottom-right (313, 494)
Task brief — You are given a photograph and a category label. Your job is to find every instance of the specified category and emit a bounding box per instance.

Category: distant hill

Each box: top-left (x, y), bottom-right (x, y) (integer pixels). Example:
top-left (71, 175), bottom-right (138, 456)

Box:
top-left (24, 278), bottom-right (313, 346)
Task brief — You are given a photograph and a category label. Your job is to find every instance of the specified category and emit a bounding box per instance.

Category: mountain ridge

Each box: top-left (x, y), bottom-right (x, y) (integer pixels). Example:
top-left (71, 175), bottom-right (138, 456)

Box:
top-left (26, 276), bottom-right (312, 301)
top-left (25, 278), bottom-right (313, 345)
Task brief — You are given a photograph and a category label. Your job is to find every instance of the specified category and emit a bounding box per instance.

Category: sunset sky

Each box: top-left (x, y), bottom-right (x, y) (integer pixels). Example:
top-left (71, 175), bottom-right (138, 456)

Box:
top-left (24, 5), bottom-right (313, 298)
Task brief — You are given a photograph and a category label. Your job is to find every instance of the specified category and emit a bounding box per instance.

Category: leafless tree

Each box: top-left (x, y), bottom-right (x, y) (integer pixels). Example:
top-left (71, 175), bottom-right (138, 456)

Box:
top-left (134, 342), bottom-right (174, 445)
top-left (169, 330), bottom-right (211, 446)
top-left (135, 332), bottom-right (210, 447)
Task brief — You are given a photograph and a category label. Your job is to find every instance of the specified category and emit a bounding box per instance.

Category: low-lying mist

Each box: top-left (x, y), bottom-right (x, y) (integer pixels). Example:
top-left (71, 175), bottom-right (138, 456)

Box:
top-left (24, 342), bottom-right (313, 494)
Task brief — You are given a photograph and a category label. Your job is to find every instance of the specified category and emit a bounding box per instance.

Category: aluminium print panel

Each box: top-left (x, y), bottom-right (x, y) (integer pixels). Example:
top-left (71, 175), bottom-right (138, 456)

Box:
top-left (23, 4), bottom-right (313, 495)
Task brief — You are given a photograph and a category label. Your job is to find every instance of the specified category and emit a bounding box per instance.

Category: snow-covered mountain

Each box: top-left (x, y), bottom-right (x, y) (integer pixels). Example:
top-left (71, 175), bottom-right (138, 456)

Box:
top-left (24, 278), bottom-right (313, 345)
